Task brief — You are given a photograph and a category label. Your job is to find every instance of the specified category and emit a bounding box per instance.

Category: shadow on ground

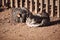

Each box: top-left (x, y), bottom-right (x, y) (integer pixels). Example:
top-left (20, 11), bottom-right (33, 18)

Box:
top-left (39, 19), bottom-right (60, 27)
top-left (0, 8), bottom-right (4, 12)
top-left (50, 20), bottom-right (60, 26)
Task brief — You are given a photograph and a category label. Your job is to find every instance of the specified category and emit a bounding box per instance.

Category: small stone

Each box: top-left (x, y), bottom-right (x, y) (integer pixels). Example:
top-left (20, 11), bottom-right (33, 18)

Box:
top-left (7, 19), bottom-right (10, 23)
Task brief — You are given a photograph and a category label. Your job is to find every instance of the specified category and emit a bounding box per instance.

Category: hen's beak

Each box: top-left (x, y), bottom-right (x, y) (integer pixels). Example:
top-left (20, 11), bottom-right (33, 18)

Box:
top-left (17, 14), bottom-right (20, 17)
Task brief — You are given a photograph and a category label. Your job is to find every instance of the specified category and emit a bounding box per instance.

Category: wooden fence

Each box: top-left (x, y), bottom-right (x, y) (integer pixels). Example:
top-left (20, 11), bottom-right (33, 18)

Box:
top-left (0, 0), bottom-right (60, 18)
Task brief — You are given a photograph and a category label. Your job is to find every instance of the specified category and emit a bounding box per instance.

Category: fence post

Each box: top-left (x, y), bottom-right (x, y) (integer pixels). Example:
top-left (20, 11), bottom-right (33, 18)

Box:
top-left (15, 0), bottom-right (18, 8)
top-left (25, 0), bottom-right (29, 9)
top-left (57, 0), bottom-right (60, 18)
top-left (10, 0), bottom-right (13, 7)
top-left (50, 0), bottom-right (54, 17)
top-left (45, 0), bottom-right (49, 13)
top-left (2, 0), bottom-right (4, 6)
top-left (20, 0), bottom-right (23, 8)
top-left (40, 0), bottom-right (43, 13)
top-left (29, 0), bottom-right (33, 12)
top-left (6, 0), bottom-right (8, 3)
top-left (34, 0), bottom-right (38, 14)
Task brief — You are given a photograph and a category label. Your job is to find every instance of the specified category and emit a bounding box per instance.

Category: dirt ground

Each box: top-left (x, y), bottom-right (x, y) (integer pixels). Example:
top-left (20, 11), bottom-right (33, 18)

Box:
top-left (0, 9), bottom-right (60, 40)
